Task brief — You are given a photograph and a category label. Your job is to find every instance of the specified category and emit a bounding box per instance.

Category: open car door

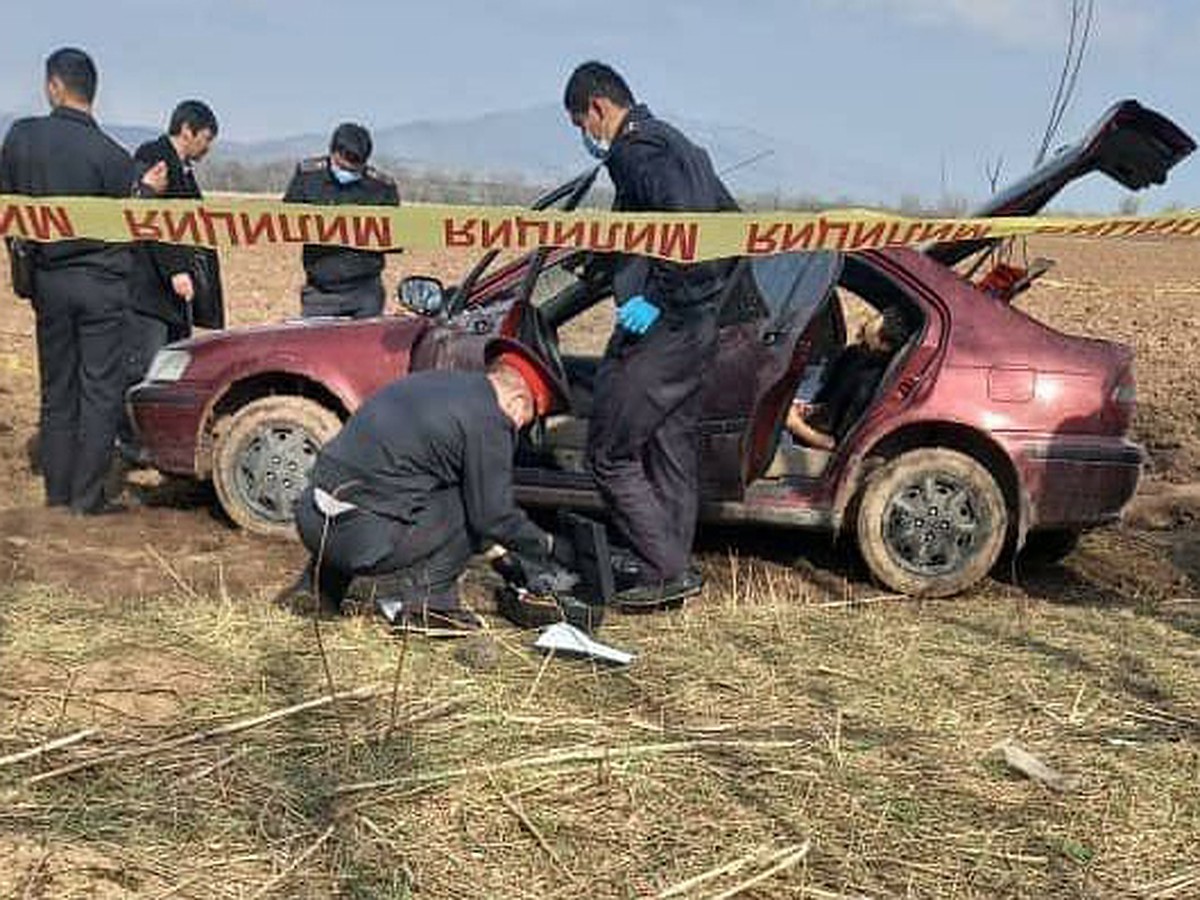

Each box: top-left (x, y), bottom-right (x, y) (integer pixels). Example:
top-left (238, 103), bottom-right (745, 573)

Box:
top-left (700, 252), bottom-right (843, 498)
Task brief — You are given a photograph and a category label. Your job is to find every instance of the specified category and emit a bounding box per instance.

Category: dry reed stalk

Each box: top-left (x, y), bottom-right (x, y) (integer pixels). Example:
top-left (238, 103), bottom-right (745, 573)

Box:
top-left (0, 728), bottom-right (96, 768)
top-left (814, 594), bottom-right (904, 610)
top-left (177, 745), bottom-right (254, 785)
top-left (385, 629), bottom-right (411, 738)
top-left (708, 841), bottom-right (811, 900)
top-left (310, 618), bottom-right (350, 750)
top-left (335, 738), bottom-right (802, 796)
top-left (248, 824), bottom-right (335, 899)
top-left (28, 684), bottom-right (382, 784)
top-left (522, 646), bottom-right (556, 708)
top-left (486, 768), bottom-right (577, 883)
top-left (143, 543), bottom-right (201, 602)
top-left (655, 845), bottom-right (768, 898)
top-left (1134, 866), bottom-right (1200, 898)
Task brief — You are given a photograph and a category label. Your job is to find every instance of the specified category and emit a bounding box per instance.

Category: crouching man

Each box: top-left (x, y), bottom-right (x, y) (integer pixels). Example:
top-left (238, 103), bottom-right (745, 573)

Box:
top-left (285, 337), bottom-right (571, 631)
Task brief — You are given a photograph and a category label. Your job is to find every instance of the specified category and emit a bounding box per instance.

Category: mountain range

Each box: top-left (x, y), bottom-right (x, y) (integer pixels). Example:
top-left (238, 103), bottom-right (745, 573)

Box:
top-left (1, 104), bottom-right (925, 205)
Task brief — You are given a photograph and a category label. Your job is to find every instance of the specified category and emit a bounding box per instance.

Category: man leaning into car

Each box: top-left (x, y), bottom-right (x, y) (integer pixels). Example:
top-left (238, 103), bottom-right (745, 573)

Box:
top-left (563, 61), bottom-right (739, 609)
top-left (283, 122), bottom-right (399, 319)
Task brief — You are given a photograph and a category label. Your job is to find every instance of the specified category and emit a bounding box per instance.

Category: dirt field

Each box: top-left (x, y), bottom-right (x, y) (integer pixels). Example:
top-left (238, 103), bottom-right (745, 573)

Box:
top-left (1, 238), bottom-right (1199, 898)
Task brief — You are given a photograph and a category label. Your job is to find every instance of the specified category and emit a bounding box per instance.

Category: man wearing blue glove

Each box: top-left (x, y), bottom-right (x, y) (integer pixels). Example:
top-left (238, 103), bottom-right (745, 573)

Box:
top-left (563, 61), bottom-right (740, 609)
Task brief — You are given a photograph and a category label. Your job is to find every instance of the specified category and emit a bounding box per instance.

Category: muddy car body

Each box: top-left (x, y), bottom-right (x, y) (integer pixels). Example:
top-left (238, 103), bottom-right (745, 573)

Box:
top-left (129, 100), bottom-right (1194, 596)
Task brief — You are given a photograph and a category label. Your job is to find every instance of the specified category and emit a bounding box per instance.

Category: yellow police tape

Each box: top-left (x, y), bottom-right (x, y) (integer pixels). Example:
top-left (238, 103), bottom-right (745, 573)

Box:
top-left (3, 193), bottom-right (1200, 263)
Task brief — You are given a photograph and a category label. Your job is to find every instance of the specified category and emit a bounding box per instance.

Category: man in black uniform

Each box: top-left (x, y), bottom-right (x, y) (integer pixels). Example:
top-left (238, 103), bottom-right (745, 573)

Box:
top-left (563, 61), bottom-right (739, 608)
top-left (282, 123), bottom-right (399, 318)
top-left (288, 338), bottom-right (571, 630)
top-left (121, 100), bottom-right (222, 459)
top-left (0, 48), bottom-right (166, 515)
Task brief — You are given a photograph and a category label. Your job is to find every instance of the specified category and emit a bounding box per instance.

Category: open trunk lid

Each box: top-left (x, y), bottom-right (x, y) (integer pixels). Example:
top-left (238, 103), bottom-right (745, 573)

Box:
top-left (927, 99), bottom-right (1196, 267)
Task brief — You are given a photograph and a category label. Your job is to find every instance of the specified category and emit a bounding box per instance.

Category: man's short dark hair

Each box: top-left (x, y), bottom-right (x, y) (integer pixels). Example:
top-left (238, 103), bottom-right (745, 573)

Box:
top-left (169, 100), bottom-right (219, 137)
top-left (330, 122), bottom-right (372, 165)
top-left (45, 47), bottom-right (97, 103)
top-left (563, 61), bottom-right (635, 118)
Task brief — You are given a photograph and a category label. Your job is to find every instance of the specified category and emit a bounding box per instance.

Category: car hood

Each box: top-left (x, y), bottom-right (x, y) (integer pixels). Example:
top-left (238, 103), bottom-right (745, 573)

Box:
top-left (174, 314), bottom-right (428, 353)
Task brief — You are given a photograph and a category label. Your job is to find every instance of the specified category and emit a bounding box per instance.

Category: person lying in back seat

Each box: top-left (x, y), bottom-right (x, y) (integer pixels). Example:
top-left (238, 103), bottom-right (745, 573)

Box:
top-left (786, 305), bottom-right (911, 450)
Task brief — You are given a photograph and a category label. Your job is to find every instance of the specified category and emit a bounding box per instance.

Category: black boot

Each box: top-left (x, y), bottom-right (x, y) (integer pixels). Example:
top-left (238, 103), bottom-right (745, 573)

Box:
top-left (275, 560), bottom-right (349, 618)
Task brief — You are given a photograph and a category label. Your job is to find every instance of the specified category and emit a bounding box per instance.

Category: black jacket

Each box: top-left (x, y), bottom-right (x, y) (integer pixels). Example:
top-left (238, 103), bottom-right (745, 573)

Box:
top-left (0, 106), bottom-right (139, 279)
top-left (310, 371), bottom-right (551, 558)
top-left (812, 345), bottom-right (889, 440)
top-left (282, 156), bottom-right (400, 292)
top-left (130, 134), bottom-right (225, 330)
top-left (605, 104), bottom-right (740, 311)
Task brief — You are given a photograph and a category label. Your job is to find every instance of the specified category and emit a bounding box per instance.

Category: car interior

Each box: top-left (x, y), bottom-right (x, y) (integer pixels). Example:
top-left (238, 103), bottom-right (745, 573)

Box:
top-left (510, 250), bottom-right (926, 492)
top-left (761, 256), bottom-right (926, 481)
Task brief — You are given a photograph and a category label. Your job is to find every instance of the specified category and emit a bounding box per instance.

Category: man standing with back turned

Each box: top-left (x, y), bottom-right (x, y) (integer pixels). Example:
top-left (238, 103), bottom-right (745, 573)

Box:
top-left (0, 48), bottom-right (166, 515)
top-left (283, 123), bottom-right (400, 318)
top-left (563, 61), bottom-right (740, 609)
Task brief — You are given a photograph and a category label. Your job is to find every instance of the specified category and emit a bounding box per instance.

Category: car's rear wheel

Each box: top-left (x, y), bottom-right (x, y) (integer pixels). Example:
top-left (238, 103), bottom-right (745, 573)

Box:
top-left (212, 396), bottom-right (341, 539)
top-left (856, 448), bottom-right (1008, 597)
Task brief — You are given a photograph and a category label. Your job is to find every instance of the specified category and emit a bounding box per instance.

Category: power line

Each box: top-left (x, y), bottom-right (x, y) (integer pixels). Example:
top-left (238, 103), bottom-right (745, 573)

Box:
top-left (1035, 0), bottom-right (1096, 165)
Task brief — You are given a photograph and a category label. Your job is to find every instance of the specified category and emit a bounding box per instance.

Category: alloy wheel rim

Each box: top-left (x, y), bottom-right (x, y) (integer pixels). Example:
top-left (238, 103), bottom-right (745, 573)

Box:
top-left (881, 471), bottom-right (988, 578)
top-left (233, 421), bottom-right (321, 523)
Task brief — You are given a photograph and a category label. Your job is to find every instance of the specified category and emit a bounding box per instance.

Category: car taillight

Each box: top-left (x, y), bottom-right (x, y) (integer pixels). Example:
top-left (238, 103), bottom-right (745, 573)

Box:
top-left (1107, 368), bottom-right (1136, 433)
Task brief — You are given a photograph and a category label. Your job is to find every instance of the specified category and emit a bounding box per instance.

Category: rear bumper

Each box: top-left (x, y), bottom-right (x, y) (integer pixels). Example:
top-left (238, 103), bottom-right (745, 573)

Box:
top-left (1008, 435), bottom-right (1143, 530)
top-left (127, 381), bottom-right (208, 476)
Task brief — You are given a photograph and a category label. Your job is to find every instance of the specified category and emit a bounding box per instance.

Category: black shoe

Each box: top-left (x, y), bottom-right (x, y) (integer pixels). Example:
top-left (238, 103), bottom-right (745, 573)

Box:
top-left (612, 567), bottom-right (705, 611)
top-left (274, 567), bottom-right (343, 618)
top-left (116, 439), bottom-right (152, 469)
top-left (609, 547), bottom-right (651, 592)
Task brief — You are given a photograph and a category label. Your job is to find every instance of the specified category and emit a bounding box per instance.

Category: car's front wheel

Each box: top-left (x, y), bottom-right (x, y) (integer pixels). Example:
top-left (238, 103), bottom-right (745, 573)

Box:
top-left (856, 448), bottom-right (1008, 597)
top-left (212, 396), bottom-right (341, 539)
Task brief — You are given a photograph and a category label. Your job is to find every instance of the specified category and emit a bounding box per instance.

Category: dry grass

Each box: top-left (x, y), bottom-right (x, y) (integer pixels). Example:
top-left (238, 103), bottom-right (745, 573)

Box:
top-left (2, 533), bottom-right (1199, 898)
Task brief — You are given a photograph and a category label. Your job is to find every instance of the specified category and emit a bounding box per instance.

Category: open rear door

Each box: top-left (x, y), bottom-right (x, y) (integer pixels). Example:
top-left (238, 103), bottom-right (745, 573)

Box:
top-left (700, 252), bottom-right (842, 497)
top-left (927, 99), bottom-right (1196, 267)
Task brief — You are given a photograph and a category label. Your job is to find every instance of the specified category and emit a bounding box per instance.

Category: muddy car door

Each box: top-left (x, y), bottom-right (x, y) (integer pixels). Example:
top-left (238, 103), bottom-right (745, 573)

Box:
top-left (700, 252), bottom-right (843, 497)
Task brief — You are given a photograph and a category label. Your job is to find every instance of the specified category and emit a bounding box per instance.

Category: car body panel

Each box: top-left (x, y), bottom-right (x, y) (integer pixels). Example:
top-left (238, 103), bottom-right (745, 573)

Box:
top-left (129, 315), bottom-right (430, 475)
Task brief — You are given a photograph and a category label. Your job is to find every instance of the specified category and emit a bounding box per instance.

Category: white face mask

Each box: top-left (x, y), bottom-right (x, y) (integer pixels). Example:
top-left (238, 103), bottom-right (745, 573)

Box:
top-left (331, 163), bottom-right (363, 185)
top-left (581, 129), bottom-right (610, 160)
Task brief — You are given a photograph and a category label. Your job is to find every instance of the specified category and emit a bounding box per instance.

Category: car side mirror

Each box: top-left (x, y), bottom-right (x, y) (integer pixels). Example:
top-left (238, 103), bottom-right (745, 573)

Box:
top-left (399, 276), bottom-right (446, 317)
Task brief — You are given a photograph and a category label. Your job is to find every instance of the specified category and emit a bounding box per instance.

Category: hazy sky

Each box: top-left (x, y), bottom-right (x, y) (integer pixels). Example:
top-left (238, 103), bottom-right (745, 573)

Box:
top-left (2, 0), bottom-right (1199, 209)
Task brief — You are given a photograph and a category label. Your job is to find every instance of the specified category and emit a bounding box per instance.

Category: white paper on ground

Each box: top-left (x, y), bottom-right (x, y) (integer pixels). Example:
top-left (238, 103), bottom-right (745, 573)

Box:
top-left (534, 622), bottom-right (635, 666)
top-left (375, 596), bottom-right (404, 624)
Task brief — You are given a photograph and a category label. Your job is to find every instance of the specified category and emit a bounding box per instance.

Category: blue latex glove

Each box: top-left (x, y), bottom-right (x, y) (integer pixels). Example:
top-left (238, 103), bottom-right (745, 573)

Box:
top-left (616, 295), bottom-right (661, 335)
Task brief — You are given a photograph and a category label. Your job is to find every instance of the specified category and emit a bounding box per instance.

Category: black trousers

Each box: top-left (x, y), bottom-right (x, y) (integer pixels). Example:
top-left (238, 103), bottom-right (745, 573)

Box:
top-left (118, 311), bottom-right (172, 450)
top-left (32, 268), bottom-right (129, 512)
top-left (300, 277), bottom-right (385, 319)
top-left (294, 485), bottom-right (473, 609)
top-left (587, 304), bottom-right (719, 581)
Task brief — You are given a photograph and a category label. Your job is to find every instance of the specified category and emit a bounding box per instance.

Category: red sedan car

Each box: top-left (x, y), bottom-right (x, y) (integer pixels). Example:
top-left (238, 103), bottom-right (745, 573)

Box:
top-left (129, 100), bottom-right (1194, 596)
